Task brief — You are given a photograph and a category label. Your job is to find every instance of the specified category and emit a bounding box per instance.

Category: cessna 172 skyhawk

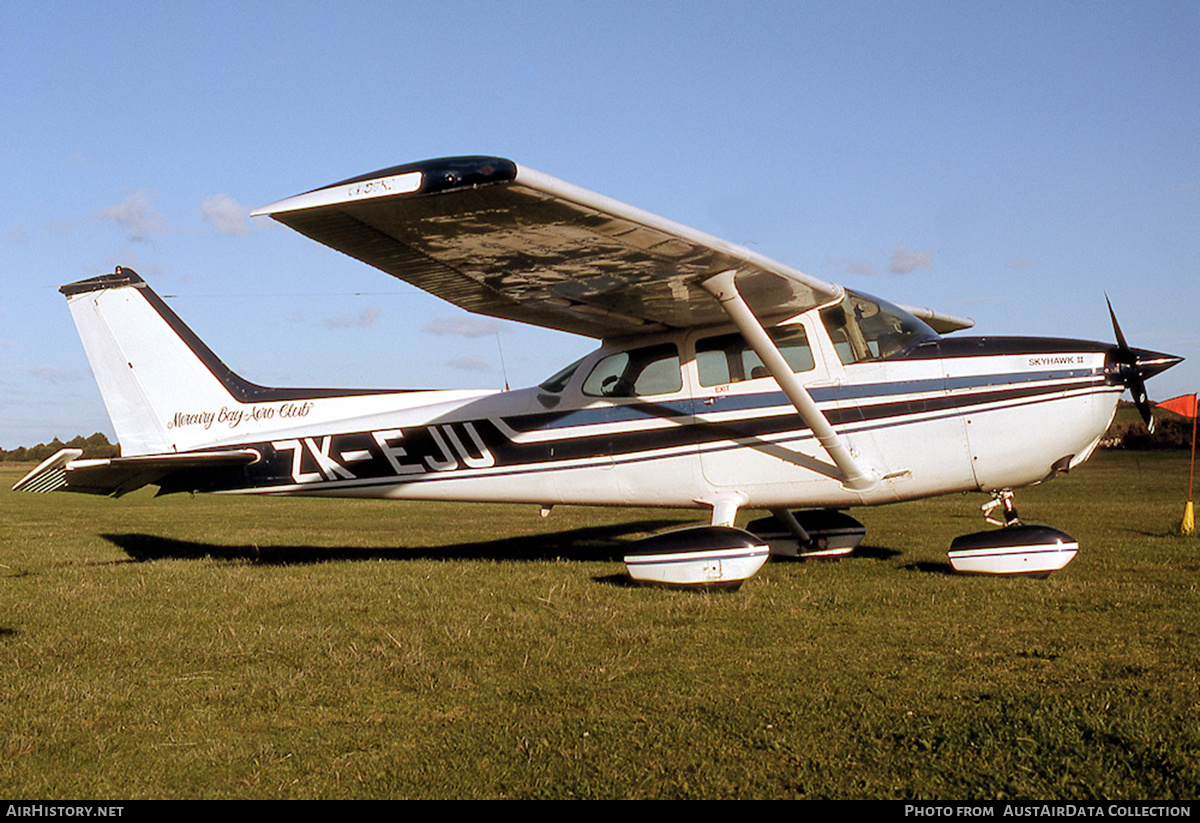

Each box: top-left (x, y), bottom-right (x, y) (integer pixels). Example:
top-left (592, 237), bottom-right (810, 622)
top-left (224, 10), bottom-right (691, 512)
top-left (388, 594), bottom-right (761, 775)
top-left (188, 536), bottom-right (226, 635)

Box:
top-left (15, 156), bottom-right (1182, 588)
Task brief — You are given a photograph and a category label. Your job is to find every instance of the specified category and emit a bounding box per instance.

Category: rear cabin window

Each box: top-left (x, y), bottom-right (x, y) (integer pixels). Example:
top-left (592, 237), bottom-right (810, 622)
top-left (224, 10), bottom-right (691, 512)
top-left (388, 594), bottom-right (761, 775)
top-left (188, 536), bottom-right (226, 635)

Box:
top-left (696, 325), bottom-right (814, 387)
top-left (582, 343), bottom-right (682, 397)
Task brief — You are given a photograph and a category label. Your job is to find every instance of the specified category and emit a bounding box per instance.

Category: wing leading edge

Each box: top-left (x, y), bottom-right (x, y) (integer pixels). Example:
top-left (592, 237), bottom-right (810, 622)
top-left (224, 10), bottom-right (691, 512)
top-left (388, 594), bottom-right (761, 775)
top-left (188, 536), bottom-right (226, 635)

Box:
top-left (252, 157), bottom-right (845, 339)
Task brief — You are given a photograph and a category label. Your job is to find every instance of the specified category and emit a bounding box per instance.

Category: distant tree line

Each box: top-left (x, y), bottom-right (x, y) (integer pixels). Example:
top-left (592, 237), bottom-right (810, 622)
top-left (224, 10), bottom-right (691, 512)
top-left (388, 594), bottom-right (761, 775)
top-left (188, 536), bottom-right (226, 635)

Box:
top-left (1, 433), bottom-right (119, 463)
top-left (1104, 402), bottom-right (1195, 450)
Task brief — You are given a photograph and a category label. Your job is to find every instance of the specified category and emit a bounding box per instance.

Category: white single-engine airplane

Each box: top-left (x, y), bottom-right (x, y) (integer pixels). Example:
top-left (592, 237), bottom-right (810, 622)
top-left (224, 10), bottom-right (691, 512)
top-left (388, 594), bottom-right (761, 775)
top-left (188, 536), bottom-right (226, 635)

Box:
top-left (16, 157), bottom-right (1182, 587)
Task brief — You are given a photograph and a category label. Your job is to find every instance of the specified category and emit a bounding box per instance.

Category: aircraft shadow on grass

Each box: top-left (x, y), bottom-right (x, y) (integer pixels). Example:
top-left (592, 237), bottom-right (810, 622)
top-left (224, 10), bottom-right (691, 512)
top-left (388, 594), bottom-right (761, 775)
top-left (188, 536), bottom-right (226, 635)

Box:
top-left (100, 529), bottom-right (937, 583)
top-left (807, 543), bottom-right (956, 575)
top-left (852, 544), bottom-right (903, 562)
top-left (100, 519), bottom-right (684, 566)
top-left (901, 559), bottom-right (957, 576)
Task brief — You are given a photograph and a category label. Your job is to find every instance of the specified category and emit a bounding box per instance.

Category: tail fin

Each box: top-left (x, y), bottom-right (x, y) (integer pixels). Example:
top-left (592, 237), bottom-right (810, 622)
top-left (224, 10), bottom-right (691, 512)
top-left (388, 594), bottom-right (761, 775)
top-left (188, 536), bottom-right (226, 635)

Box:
top-left (62, 268), bottom-right (262, 455)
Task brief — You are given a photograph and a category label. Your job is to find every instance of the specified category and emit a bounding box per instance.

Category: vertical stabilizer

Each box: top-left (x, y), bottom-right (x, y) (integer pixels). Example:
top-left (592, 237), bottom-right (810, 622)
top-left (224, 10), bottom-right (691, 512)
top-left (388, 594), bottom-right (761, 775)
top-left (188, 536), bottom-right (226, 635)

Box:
top-left (62, 268), bottom-right (244, 455)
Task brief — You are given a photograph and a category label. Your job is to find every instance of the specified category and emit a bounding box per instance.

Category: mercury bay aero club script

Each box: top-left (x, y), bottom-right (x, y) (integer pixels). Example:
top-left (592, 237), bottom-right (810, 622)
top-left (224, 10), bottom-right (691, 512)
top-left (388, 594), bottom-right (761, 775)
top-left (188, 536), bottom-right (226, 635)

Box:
top-left (15, 157), bottom-right (1181, 588)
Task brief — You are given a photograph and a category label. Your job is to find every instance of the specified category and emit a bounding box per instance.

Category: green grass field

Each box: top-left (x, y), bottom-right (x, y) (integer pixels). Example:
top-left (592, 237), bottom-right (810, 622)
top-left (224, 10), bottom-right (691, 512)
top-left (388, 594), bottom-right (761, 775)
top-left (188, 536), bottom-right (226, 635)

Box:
top-left (2, 450), bottom-right (1197, 799)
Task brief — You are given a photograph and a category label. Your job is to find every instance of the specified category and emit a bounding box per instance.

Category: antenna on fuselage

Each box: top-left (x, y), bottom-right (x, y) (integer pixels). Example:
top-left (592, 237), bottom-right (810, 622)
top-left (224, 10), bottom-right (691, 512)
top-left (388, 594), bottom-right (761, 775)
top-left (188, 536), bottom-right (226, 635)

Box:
top-left (495, 331), bottom-right (510, 391)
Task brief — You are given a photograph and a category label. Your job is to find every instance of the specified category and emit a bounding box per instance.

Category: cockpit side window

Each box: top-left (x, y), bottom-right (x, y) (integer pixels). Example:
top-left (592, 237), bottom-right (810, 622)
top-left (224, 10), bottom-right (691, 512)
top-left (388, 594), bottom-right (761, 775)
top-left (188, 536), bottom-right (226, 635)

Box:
top-left (696, 324), bottom-right (814, 387)
top-left (582, 343), bottom-right (682, 398)
top-left (820, 290), bottom-right (938, 364)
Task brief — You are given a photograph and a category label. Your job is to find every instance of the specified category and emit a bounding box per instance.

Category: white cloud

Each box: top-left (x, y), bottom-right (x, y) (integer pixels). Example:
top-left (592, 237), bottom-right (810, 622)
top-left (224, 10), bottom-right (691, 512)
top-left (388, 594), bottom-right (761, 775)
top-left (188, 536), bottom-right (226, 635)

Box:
top-left (96, 189), bottom-right (170, 242)
top-left (324, 307), bottom-right (380, 329)
top-left (825, 256), bottom-right (877, 276)
top-left (424, 316), bottom-right (501, 338)
top-left (45, 219), bottom-right (79, 236)
top-left (27, 366), bottom-right (73, 384)
top-left (201, 193), bottom-right (252, 237)
top-left (889, 245), bottom-right (933, 274)
top-left (448, 355), bottom-right (492, 372)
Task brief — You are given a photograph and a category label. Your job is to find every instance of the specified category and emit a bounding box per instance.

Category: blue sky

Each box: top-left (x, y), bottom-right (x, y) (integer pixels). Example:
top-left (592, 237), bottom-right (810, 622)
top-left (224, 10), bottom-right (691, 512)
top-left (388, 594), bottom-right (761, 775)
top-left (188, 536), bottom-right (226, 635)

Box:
top-left (3, 1), bottom-right (1197, 449)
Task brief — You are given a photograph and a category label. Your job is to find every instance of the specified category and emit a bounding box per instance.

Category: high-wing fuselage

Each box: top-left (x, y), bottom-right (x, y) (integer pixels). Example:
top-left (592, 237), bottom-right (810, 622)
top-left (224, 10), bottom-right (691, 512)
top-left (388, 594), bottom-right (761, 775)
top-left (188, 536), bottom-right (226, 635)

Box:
top-left (17, 156), bottom-right (1182, 586)
top-left (210, 325), bottom-right (1122, 511)
top-left (32, 271), bottom-right (1155, 513)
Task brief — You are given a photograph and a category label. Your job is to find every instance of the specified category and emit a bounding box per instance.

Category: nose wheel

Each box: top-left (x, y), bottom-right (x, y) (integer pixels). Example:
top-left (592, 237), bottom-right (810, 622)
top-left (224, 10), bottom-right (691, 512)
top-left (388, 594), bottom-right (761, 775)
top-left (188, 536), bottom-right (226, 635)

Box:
top-left (948, 489), bottom-right (1078, 577)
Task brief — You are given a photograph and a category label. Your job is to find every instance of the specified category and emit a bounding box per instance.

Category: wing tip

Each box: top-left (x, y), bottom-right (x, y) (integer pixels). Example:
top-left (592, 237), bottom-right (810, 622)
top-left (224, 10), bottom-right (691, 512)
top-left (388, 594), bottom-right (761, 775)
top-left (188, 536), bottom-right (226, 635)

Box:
top-left (899, 303), bottom-right (975, 334)
top-left (252, 156), bottom-right (518, 217)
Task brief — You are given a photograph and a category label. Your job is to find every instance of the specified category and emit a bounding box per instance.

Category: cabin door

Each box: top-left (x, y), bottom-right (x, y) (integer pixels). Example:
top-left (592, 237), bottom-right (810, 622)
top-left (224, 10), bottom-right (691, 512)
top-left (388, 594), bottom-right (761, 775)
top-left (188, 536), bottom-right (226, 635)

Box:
top-left (689, 319), bottom-right (839, 491)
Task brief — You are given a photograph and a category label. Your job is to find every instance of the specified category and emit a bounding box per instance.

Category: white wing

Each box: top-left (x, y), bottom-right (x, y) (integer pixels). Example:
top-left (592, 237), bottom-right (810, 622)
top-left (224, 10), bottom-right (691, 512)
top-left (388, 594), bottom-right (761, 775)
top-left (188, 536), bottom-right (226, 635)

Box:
top-left (253, 157), bottom-right (846, 338)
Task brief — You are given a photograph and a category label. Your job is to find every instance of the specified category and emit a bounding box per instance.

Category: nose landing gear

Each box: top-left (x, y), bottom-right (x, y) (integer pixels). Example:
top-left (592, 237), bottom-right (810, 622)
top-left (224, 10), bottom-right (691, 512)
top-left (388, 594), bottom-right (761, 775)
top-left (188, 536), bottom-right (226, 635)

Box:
top-left (947, 489), bottom-right (1078, 577)
top-left (981, 489), bottom-right (1022, 527)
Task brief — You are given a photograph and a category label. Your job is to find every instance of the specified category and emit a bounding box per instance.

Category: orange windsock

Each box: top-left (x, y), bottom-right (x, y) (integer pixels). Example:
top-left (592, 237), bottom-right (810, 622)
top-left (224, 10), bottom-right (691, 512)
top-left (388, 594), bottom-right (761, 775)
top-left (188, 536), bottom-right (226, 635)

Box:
top-left (1156, 394), bottom-right (1198, 419)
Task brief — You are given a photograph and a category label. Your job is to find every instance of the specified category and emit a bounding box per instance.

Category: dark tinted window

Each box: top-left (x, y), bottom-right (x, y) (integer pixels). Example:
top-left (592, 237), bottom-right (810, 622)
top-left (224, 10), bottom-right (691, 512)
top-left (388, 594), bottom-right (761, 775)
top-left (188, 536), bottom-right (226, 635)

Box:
top-left (582, 343), bottom-right (682, 397)
top-left (696, 324), bottom-right (814, 387)
top-left (821, 291), bottom-right (938, 364)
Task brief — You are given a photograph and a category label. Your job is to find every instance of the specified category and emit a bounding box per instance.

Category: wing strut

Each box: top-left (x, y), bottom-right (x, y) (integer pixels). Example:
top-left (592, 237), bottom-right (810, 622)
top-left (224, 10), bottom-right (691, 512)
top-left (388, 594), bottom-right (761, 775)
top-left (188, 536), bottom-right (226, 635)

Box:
top-left (700, 270), bottom-right (878, 493)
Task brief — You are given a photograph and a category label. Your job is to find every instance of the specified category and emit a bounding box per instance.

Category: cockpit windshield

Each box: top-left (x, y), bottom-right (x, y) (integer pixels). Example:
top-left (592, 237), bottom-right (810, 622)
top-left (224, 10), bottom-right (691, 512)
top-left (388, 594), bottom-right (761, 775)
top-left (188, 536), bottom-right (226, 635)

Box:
top-left (820, 290), bottom-right (939, 364)
top-left (539, 358), bottom-right (583, 393)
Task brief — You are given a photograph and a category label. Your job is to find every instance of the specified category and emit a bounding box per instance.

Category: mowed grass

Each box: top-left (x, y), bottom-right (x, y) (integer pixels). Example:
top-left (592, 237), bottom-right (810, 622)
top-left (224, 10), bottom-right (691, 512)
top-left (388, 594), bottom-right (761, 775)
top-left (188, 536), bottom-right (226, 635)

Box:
top-left (1, 450), bottom-right (1197, 799)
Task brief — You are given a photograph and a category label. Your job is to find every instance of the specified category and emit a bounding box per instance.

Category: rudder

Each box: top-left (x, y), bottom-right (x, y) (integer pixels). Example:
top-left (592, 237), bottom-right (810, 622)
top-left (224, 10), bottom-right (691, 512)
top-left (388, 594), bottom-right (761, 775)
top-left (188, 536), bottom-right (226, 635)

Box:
top-left (62, 268), bottom-right (248, 455)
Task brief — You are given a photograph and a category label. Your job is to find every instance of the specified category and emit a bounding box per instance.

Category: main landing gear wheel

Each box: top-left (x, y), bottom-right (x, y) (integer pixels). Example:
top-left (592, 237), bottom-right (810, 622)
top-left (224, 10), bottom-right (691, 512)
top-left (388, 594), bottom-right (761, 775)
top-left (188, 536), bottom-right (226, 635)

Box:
top-left (744, 509), bottom-right (867, 559)
top-left (947, 490), bottom-right (1078, 578)
top-left (623, 526), bottom-right (770, 591)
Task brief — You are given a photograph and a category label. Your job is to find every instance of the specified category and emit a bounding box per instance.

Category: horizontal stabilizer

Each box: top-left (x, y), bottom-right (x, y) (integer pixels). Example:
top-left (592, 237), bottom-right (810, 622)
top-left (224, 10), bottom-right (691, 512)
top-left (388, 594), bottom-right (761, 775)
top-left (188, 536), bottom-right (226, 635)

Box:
top-left (12, 448), bottom-right (260, 497)
top-left (12, 449), bottom-right (84, 493)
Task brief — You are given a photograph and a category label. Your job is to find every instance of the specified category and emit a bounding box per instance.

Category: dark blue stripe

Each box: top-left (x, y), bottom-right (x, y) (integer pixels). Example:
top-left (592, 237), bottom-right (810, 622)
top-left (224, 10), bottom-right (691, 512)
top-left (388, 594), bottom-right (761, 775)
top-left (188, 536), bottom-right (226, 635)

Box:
top-left (504, 368), bottom-right (1104, 433)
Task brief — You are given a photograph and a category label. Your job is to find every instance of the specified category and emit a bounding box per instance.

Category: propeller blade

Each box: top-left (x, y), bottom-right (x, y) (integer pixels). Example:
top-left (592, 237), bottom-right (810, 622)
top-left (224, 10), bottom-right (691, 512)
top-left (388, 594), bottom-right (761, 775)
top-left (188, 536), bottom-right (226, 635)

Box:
top-left (1131, 375), bottom-right (1155, 434)
top-left (1106, 294), bottom-right (1129, 352)
top-left (1105, 295), bottom-right (1177, 434)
